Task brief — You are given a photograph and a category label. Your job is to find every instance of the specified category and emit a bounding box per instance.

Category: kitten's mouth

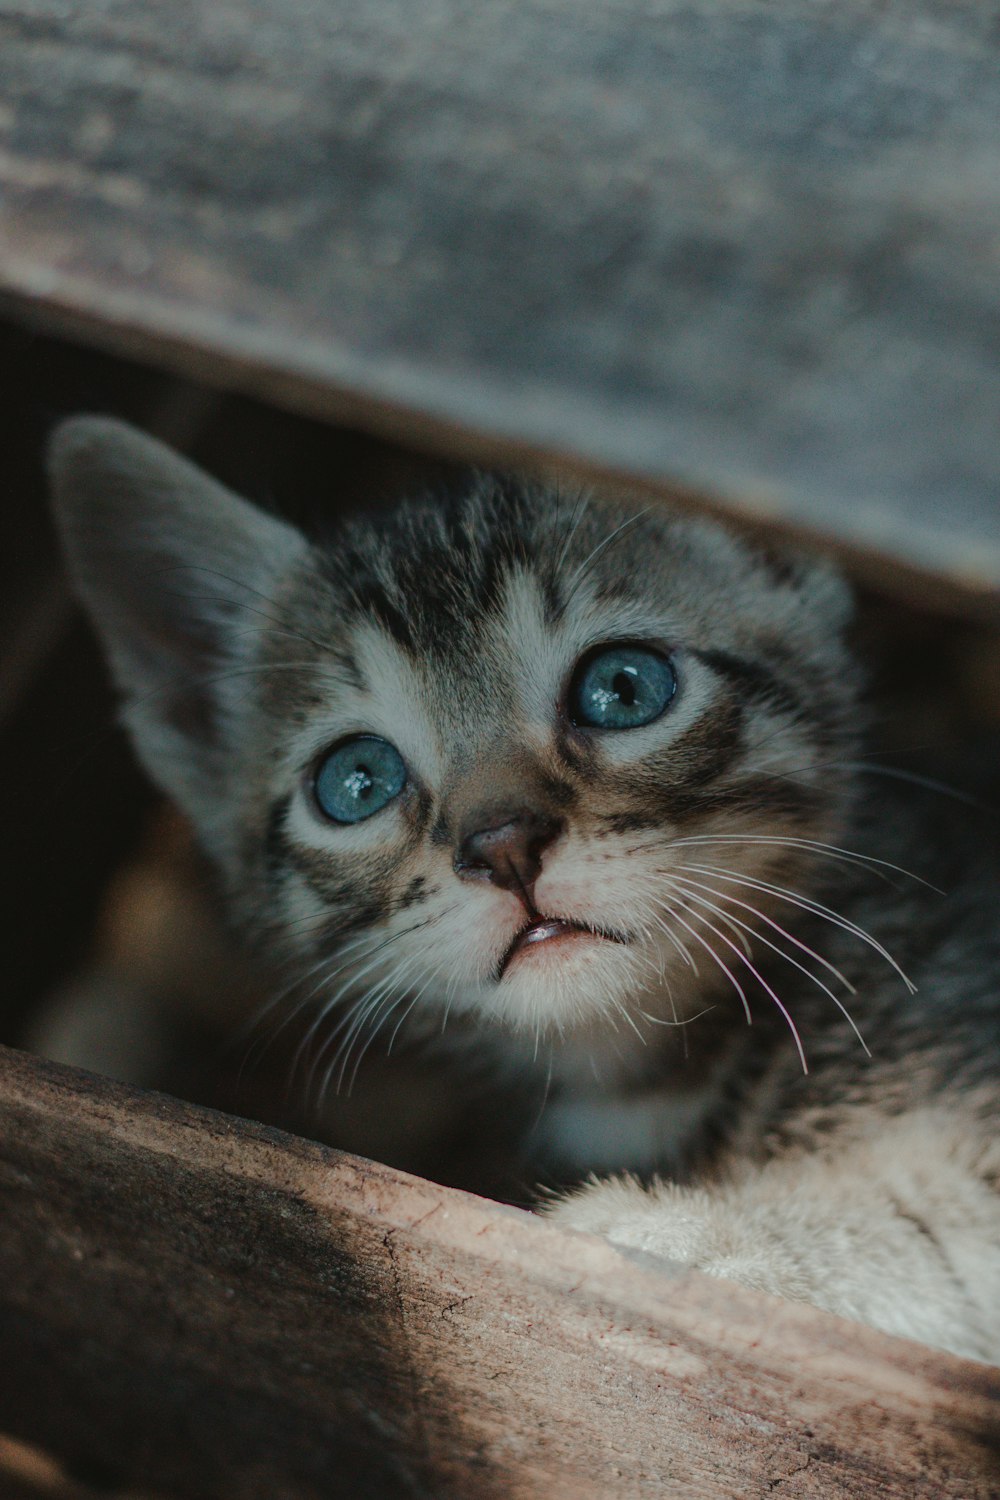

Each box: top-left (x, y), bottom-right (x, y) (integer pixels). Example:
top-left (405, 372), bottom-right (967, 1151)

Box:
top-left (497, 917), bottom-right (628, 980)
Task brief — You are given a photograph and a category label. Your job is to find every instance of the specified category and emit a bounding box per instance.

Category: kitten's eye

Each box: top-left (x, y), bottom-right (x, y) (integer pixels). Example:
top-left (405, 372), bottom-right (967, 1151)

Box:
top-left (569, 645), bottom-right (677, 730)
top-left (314, 736), bottom-right (407, 823)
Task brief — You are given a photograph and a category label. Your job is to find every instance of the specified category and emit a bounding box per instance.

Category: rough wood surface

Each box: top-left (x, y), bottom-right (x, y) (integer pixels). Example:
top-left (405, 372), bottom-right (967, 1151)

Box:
top-left (0, 1045), bottom-right (997, 1499)
top-left (2, 0), bottom-right (1000, 604)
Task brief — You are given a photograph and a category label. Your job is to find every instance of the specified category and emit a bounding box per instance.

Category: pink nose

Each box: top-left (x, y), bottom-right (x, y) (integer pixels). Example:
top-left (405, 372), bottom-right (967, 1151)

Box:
top-left (454, 812), bottom-right (563, 896)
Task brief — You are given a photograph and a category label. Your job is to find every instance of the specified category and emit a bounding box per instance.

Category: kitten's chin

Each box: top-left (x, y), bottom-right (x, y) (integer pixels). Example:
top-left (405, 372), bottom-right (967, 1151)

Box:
top-left (469, 934), bottom-right (652, 1036)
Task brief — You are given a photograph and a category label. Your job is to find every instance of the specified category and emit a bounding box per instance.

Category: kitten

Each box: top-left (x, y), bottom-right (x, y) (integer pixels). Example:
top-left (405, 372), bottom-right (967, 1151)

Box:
top-left (48, 416), bottom-right (1000, 1362)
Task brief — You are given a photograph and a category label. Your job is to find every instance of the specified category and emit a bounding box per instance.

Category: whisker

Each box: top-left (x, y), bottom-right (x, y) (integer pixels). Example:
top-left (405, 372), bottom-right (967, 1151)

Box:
top-left (650, 910), bottom-right (699, 975)
top-left (245, 906), bottom-right (456, 1096)
top-left (287, 915), bottom-right (447, 1076)
top-left (843, 761), bottom-right (997, 816)
top-left (297, 949), bottom-right (407, 1092)
top-left (554, 492), bottom-right (591, 576)
top-left (670, 834), bottom-right (942, 893)
top-left (676, 862), bottom-right (917, 994)
top-left (118, 658), bottom-right (354, 727)
top-left (317, 949), bottom-right (428, 1102)
top-left (341, 945), bottom-right (451, 1097)
top-left (160, 563), bottom-right (331, 654)
top-left (345, 971), bottom-right (433, 1097)
top-left (753, 751), bottom-right (994, 819)
top-left (235, 931), bottom-right (387, 1079)
top-left (371, 949), bottom-right (462, 1089)
top-left (698, 903), bottom-right (753, 958)
top-left (529, 1048), bottom-right (557, 1133)
top-left (651, 903), bottom-right (753, 1027)
top-left (325, 945), bottom-right (426, 1060)
top-left (563, 507), bottom-right (655, 605)
top-left (605, 990), bottom-right (649, 1046)
top-left (656, 896), bottom-right (809, 1073)
top-left (637, 1004), bottom-right (717, 1028)
top-left (670, 870), bottom-right (856, 994)
top-left (236, 927), bottom-right (380, 1042)
top-left (665, 874), bottom-right (869, 1056)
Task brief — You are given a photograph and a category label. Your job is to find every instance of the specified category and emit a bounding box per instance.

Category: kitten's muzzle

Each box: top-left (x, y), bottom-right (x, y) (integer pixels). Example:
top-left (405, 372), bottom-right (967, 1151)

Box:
top-left (453, 811), bottom-right (564, 904)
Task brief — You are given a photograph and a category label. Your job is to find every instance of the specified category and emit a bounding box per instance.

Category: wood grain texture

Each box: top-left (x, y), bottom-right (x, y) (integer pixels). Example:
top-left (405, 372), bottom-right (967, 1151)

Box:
top-left (0, 1045), bottom-right (997, 1499)
top-left (2, 0), bottom-right (1000, 602)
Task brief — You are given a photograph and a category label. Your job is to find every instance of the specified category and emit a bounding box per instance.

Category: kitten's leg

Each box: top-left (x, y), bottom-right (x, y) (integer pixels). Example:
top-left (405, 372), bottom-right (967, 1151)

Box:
top-left (544, 1109), bottom-right (1000, 1362)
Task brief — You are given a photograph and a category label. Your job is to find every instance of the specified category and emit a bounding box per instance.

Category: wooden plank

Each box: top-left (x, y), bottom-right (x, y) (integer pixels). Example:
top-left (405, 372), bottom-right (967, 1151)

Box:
top-left (2, 1), bottom-right (1000, 604)
top-left (0, 1045), bottom-right (997, 1499)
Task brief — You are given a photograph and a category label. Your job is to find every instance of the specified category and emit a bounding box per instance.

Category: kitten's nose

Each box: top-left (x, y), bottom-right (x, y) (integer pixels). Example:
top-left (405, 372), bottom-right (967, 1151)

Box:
top-left (455, 811), bottom-right (563, 899)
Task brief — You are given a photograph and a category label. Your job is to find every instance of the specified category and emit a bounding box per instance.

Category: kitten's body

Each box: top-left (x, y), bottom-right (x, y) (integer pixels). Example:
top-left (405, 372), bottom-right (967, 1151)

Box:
top-left (48, 418), bottom-right (1000, 1362)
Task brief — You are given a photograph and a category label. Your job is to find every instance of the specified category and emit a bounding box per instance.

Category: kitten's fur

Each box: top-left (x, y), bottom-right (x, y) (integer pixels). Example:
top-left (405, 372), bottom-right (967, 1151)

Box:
top-left (49, 417), bottom-right (1000, 1362)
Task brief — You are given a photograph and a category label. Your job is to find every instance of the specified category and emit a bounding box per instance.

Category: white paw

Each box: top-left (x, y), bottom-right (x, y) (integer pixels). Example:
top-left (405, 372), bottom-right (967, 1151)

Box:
top-left (544, 1176), bottom-right (794, 1299)
top-left (544, 1176), bottom-right (715, 1261)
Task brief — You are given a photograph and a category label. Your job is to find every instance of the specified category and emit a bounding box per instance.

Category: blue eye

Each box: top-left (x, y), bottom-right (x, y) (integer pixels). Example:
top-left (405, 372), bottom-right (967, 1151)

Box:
top-left (314, 736), bottom-right (407, 823)
top-left (569, 645), bottom-right (677, 730)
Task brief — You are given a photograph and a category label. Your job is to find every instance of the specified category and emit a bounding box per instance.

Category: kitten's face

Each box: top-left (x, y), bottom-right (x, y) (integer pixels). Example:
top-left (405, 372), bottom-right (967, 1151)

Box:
top-left (51, 421), bottom-right (858, 1048)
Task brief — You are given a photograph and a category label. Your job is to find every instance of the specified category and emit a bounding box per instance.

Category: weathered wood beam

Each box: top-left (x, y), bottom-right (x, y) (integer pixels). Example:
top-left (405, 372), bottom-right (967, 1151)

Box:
top-left (2, 1), bottom-right (1000, 603)
top-left (0, 1046), bottom-right (997, 1498)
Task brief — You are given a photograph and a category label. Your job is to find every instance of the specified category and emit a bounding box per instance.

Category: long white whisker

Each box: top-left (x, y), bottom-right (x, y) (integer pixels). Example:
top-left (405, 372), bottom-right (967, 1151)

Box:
top-left (670, 834), bottom-right (942, 893)
top-left (697, 902), bottom-right (753, 958)
top-left (346, 974), bottom-right (433, 1097)
top-left (670, 871), bottom-right (856, 994)
top-left (554, 492), bottom-right (590, 575)
top-left (236, 929), bottom-right (388, 1077)
top-left (843, 762), bottom-right (997, 815)
top-left (297, 920), bottom-right (446, 1101)
top-left (657, 896), bottom-right (808, 1073)
top-left (651, 902), bottom-right (753, 1027)
top-left (637, 1004), bottom-right (716, 1027)
top-left (291, 921), bottom-right (440, 1083)
top-left (246, 927), bottom-right (383, 1030)
top-left (665, 875), bottom-right (869, 1056)
top-left (651, 909), bottom-right (699, 974)
top-left (308, 981), bottom-right (388, 1098)
top-left (377, 949), bottom-right (461, 1075)
top-left (676, 863), bottom-right (917, 994)
top-left (605, 989), bottom-right (649, 1045)
top-left (343, 946), bottom-right (456, 1096)
top-left (769, 757), bottom-right (995, 817)
top-left (317, 949), bottom-right (429, 1101)
top-left (563, 507), bottom-right (654, 603)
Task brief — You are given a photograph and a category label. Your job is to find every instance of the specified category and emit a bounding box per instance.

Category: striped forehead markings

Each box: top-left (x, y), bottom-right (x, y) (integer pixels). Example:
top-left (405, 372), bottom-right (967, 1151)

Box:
top-left (691, 648), bottom-right (803, 720)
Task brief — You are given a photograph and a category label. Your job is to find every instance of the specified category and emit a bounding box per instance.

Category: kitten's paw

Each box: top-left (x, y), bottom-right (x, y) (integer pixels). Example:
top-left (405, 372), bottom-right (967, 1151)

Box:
top-left (544, 1176), bottom-right (794, 1299)
top-left (544, 1175), bottom-right (715, 1262)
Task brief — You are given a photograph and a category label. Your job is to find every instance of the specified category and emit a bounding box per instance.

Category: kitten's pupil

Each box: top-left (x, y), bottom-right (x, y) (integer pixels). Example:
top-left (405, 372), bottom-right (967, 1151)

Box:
top-left (613, 670), bottom-right (637, 707)
top-left (569, 645), bottom-right (677, 730)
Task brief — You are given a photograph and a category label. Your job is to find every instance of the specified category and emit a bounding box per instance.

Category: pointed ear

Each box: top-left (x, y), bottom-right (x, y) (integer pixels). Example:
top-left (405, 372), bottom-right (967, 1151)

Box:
top-left (48, 416), bottom-right (310, 835)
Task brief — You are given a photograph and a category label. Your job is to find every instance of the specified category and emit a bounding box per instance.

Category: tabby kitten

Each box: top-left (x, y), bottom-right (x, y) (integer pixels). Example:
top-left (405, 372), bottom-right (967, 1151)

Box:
top-left (49, 417), bottom-right (1000, 1362)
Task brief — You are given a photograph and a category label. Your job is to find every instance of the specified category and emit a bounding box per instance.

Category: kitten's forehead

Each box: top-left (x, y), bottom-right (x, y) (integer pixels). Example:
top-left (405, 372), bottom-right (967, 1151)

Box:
top-left (277, 476), bottom-right (835, 765)
top-left (322, 479), bottom-right (742, 661)
top-left (318, 494), bottom-right (681, 733)
top-left (329, 576), bottom-right (553, 771)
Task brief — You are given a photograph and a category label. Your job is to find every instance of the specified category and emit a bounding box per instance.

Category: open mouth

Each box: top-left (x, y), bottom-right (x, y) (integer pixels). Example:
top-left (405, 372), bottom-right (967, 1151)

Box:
top-left (497, 917), bottom-right (628, 980)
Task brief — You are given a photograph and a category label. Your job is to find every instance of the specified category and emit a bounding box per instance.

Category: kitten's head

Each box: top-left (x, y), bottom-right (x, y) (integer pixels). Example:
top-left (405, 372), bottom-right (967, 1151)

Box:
top-left (50, 418), bottom-right (858, 1044)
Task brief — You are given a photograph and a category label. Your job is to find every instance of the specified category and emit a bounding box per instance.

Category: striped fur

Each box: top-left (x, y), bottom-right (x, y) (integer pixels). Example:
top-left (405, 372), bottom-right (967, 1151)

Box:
top-left (49, 418), bottom-right (1000, 1361)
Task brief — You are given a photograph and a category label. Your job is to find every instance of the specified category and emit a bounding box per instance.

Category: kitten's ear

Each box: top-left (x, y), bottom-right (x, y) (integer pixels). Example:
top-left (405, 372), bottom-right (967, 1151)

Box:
top-left (48, 416), bottom-right (309, 835)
